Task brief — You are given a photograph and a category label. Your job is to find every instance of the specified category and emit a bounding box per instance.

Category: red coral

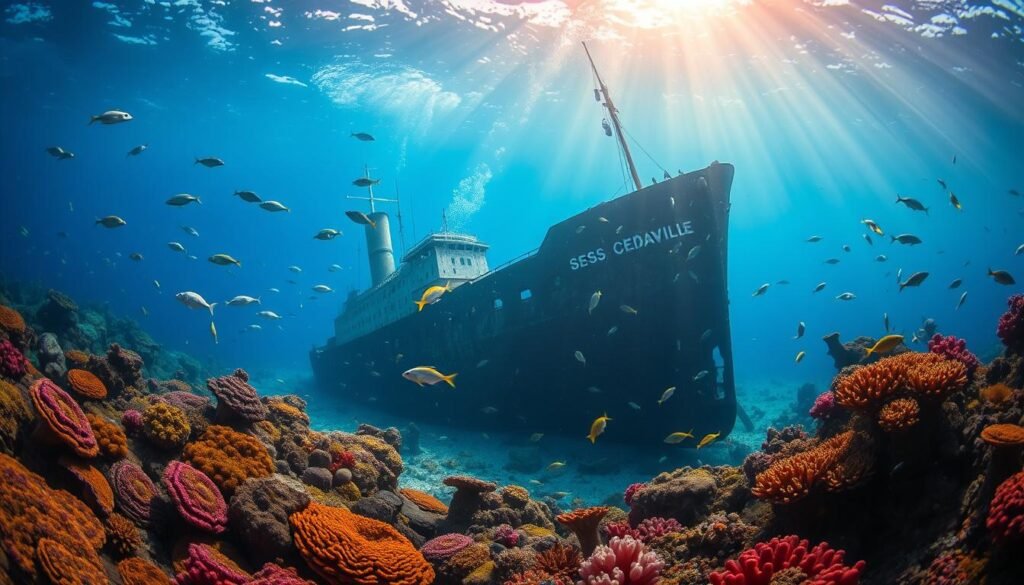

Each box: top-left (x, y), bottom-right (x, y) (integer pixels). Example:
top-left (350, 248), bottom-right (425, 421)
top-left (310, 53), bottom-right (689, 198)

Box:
top-left (163, 460), bottom-right (228, 534)
top-left (251, 563), bottom-right (317, 584)
top-left (987, 470), bottom-right (1024, 543)
top-left (421, 533), bottom-right (474, 562)
top-left (928, 334), bottom-right (980, 375)
top-left (709, 535), bottom-right (865, 585)
top-left (329, 449), bottom-right (356, 473)
top-left (494, 524), bottom-right (520, 547)
top-left (175, 542), bottom-right (251, 584)
top-left (997, 294), bottom-right (1024, 351)
top-left (635, 516), bottom-right (683, 542)
top-left (623, 482), bottom-right (646, 507)
top-left (809, 391), bottom-right (836, 419)
top-left (0, 339), bottom-right (29, 378)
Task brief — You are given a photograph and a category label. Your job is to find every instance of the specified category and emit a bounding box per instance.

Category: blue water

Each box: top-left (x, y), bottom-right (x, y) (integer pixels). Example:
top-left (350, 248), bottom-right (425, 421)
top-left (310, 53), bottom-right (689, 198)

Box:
top-left (1, 1), bottom-right (1022, 456)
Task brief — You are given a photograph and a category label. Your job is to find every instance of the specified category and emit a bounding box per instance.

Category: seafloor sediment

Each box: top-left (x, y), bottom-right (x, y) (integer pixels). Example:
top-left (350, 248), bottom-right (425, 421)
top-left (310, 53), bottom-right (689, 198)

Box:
top-left (1, 281), bottom-right (1023, 584)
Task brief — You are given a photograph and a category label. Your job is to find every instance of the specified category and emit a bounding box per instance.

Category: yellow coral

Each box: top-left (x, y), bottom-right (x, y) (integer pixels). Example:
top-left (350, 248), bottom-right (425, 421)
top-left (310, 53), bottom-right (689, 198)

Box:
top-left (142, 402), bottom-right (191, 449)
top-left (182, 425), bottom-right (274, 497)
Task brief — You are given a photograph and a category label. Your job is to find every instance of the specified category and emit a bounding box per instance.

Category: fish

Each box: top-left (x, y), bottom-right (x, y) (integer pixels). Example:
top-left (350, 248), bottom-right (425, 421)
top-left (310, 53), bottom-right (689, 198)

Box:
top-left (587, 386), bottom-right (602, 394)
top-left (547, 491), bottom-right (571, 499)
top-left (890, 234), bottom-right (922, 245)
top-left (268, 288), bottom-right (280, 293)
top-left (824, 258), bottom-right (840, 265)
top-left (210, 321), bottom-right (218, 345)
top-left (529, 480), bottom-right (543, 486)
top-left (657, 386), bottom-right (676, 406)
top-left (866, 334), bottom-right (904, 356)
top-left (875, 255), bottom-right (887, 262)
top-left (546, 461), bottom-right (566, 471)
top-left (129, 252), bottom-right (143, 261)
top-left (195, 157), bottom-right (225, 168)
top-left (956, 291), bottom-right (967, 310)
top-left (1016, 244), bottom-right (1024, 256)
top-left (776, 280), bottom-right (790, 285)
top-left (813, 282), bottom-right (826, 293)
top-left (620, 304), bottom-right (638, 315)
top-left (948, 279), bottom-right (963, 289)
top-left (988, 268), bottom-right (1016, 285)
top-left (574, 350), bottom-right (586, 366)
top-left (257, 310), bottom-right (283, 320)
top-left (628, 401), bottom-right (641, 411)
top-left (1010, 189), bottom-right (1021, 197)
top-left (686, 245), bottom-right (702, 261)
top-left (529, 433), bottom-right (544, 442)
top-left (313, 285), bottom-right (334, 293)
top-left (481, 406), bottom-right (498, 414)
top-left (949, 192), bottom-right (962, 210)
top-left (835, 292), bottom-right (856, 301)
top-left (46, 146), bottom-right (75, 160)
top-left (896, 268), bottom-right (903, 283)
top-left (806, 235), bottom-right (823, 243)
top-left (898, 271), bottom-right (929, 292)
top-left (795, 351), bottom-right (806, 363)
top-left (938, 178), bottom-right (948, 190)
top-left (884, 313), bottom-right (890, 332)
top-left (842, 245), bottom-right (851, 253)
top-left (289, 266), bottom-right (302, 273)
top-left (140, 306), bottom-right (148, 317)
top-left (127, 144), bottom-right (147, 157)
top-left (351, 132), bottom-right (375, 141)
top-left (752, 283), bottom-right (770, 297)
top-left (693, 370), bottom-right (709, 381)
top-left (209, 254), bottom-right (241, 267)
top-left (587, 413), bottom-right (611, 444)
top-left (345, 210), bottom-right (377, 228)
top-left (476, 359), bottom-right (489, 368)
top-left (167, 242), bottom-right (187, 253)
top-left (314, 229), bottom-right (341, 240)
top-left (234, 190), bottom-right (262, 203)
top-left (794, 321), bottom-right (805, 339)
top-left (175, 292), bottom-right (217, 316)
top-left (607, 326), bottom-right (618, 336)
top-left (89, 110), bottom-right (132, 124)
top-left (664, 430), bottom-right (695, 444)
top-left (598, 216), bottom-right (609, 223)
top-left (952, 154), bottom-right (957, 164)
top-left (181, 226), bottom-right (199, 237)
top-left (588, 290), bottom-right (602, 315)
top-left (863, 234), bottom-right (873, 246)
top-left (862, 219), bottom-right (884, 236)
top-left (153, 280), bottom-right (160, 290)
top-left (415, 284), bottom-right (450, 311)
top-left (895, 195), bottom-right (928, 213)
top-left (226, 295), bottom-right (260, 306)
top-left (259, 201), bottom-right (290, 212)
top-left (95, 216), bottom-right (127, 228)
top-left (696, 432), bottom-right (720, 449)
top-left (166, 193), bottom-right (202, 207)
top-left (352, 177), bottom-right (381, 188)
top-left (247, 324), bottom-right (262, 331)
top-left (329, 264), bottom-right (343, 272)
top-left (402, 366), bottom-right (457, 388)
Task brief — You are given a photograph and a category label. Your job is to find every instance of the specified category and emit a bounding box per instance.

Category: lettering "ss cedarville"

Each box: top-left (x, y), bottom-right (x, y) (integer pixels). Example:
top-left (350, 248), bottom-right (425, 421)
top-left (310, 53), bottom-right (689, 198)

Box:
top-left (569, 221), bottom-right (696, 270)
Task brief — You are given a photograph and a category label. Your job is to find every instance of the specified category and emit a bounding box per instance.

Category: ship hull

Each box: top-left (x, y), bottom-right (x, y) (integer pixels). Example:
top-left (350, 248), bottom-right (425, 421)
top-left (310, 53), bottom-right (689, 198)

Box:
top-left (311, 163), bottom-right (736, 445)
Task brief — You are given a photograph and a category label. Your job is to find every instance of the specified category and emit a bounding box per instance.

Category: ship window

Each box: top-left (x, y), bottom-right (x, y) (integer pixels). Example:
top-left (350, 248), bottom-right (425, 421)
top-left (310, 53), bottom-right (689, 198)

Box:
top-left (460, 257), bottom-right (466, 266)
top-left (467, 258), bottom-right (473, 266)
top-left (520, 289), bottom-right (532, 301)
top-left (494, 299), bottom-right (503, 310)
top-left (451, 258), bottom-right (456, 265)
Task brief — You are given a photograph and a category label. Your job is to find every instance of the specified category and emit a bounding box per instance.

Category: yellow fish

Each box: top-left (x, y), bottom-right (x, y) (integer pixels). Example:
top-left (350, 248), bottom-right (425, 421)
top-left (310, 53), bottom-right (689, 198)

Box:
top-left (546, 461), bottom-right (566, 471)
top-left (696, 431), bottom-right (720, 449)
top-left (663, 430), bottom-right (694, 444)
top-left (402, 366), bottom-right (457, 388)
top-left (587, 413), bottom-right (611, 444)
top-left (415, 283), bottom-right (451, 311)
top-left (861, 218), bottom-right (884, 236)
top-left (795, 351), bottom-right (805, 363)
top-left (865, 334), bottom-right (904, 356)
top-left (210, 321), bottom-right (218, 345)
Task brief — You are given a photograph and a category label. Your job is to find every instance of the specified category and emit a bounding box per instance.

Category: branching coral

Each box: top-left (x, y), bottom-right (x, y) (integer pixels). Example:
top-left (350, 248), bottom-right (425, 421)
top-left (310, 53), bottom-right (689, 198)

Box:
top-left (0, 304), bottom-right (26, 335)
top-left (556, 506), bottom-right (609, 556)
top-left (118, 557), bottom-right (172, 585)
top-left (109, 460), bottom-right (156, 525)
top-left (291, 501), bottom-right (434, 585)
top-left (86, 413), bottom-right (128, 459)
top-left (623, 482), bottom-right (646, 507)
top-left (904, 354), bottom-right (967, 400)
top-left (0, 339), bottom-right (29, 379)
top-left (175, 542), bottom-right (252, 584)
top-left (534, 542), bottom-right (581, 583)
top-left (878, 397), bottom-right (920, 432)
top-left (36, 536), bottom-right (108, 584)
top-left (30, 377), bottom-right (98, 457)
top-left (997, 294), bottom-right (1024, 351)
top-left (708, 535), bottom-right (865, 585)
top-left (421, 533), bottom-right (475, 562)
top-left (928, 334), bottom-right (980, 375)
top-left (208, 368), bottom-right (269, 422)
top-left (579, 535), bottom-right (664, 585)
top-left (163, 460), bottom-right (228, 534)
top-left (832, 356), bottom-right (906, 409)
top-left (0, 378), bottom-right (31, 455)
top-left (182, 425), bottom-right (274, 497)
top-left (987, 470), bottom-right (1024, 542)
top-left (60, 456), bottom-right (114, 516)
top-left (809, 391), bottom-right (837, 419)
top-left (752, 432), bottom-right (852, 504)
top-left (66, 368), bottom-right (108, 400)
top-left (105, 512), bottom-right (142, 557)
top-left (400, 487), bottom-right (449, 514)
top-left (228, 476), bottom-right (311, 565)
top-left (142, 402), bottom-right (191, 449)
top-left (979, 383), bottom-right (1014, 406)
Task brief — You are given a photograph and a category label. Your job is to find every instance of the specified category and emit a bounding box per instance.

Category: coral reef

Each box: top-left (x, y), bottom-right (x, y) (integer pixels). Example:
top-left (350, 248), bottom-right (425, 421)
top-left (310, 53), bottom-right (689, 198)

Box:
top-left (987, 471), bottom-right (1024, 543)
top-left (579, 535), bottom-right (665, 585)
top-left (163, 460), bottom-right (229, 533)
top-left (105, 511), bottom-right (143, 557)
top-left (66, 367), bottom-right (108, 400)
top-left (0, 304), bottom-right (26, 336)
top-left (401, 487), bottom-right (449, 514)
top-left (30, 377), bottom-right (99, 457)
top-left (182, 424), bottom-right (274, 496)
top-left (228, 476), bottom-right (311, 566)
top-left (708, 535), bottom-right (865, 585)
top-left (928, 334), bottom-right (981, 375)
top-left (142, 401), bottom-right (191, 449)
top-left (0, 338), bottom-right (28, 379)
top-left (86, 412), bottom-right (129, 459)
top-left (60, 456), bottom-right (115, 516)
top-left (109, 459), bottom-right (156, 525)
top-left (208, 368), bottom-right (269, 422)
top-left (556, 506), bottom-right (609, 555)
top-left (997, 294), bottom-right (1024, 352)
top-left (118, 557), bottom-right (173, 585)
top-left (37, 536), bottom-right (108, 584)
top-left (422, 533), bottom-right (475, 561)
top-left (176, 542), bottom-right (251, 584)
top-left (0, 378), bottom-right (31, 455)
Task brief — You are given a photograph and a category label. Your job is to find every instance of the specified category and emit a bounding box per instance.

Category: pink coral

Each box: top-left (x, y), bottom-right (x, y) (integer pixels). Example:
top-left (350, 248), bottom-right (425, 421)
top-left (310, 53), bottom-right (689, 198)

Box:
top-left (163, 460), bottom-right (228, 534)
top-left (175, 542), bottom-right (250, 584)
top-left (708, 535), bottom-right (865, 585)
top-left (250, 563), bottom-right (316, 584)
top-left (987, 470), bottom-right (1024, 543)
top-left (623, 483), bottom-right (646, 507)
top-left (208, 369), bottom-right (268, 421)
top-left (421, 533), bottom-right (474, 562)
top-left (109, 460), bottom-right (156, 525)
top-left (0, 339), bottom-right (28, 379)
top-left (578, 535), bottom-right (664, 585)
top-left (928, 334), bottom-right (980, 375)
top-left (635, 517), bottom-right (682, 543)
top-left (494, 524), bottom-right (520, 547)
top-left (997, 294), bottom-right (1024, 351)
top-left (604, 521), bottom-right (635, 540)
top-left (809, 391), bottom-right (836, 419)
top-left (30, 377), bottom-right (98, 458)
top-left (122, 409), bottom-right (143, 435)
top-left (159, 391), bottom-right (211, 411)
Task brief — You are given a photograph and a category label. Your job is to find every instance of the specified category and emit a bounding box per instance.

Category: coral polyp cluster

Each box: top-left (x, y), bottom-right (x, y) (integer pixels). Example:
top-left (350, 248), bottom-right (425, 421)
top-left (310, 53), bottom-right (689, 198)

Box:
top-left (708, 535), bottom-right (865, 585)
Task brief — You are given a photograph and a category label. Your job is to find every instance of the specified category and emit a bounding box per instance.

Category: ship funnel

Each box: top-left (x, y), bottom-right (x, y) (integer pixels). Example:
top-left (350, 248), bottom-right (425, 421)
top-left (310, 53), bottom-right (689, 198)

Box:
top-left (364, 212), bottom-right (396, 286)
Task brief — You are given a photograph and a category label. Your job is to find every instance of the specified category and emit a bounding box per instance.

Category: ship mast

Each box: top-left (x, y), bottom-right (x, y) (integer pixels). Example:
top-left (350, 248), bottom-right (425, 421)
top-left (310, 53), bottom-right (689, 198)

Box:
top-left (583, 41), bottom-right (643, 192)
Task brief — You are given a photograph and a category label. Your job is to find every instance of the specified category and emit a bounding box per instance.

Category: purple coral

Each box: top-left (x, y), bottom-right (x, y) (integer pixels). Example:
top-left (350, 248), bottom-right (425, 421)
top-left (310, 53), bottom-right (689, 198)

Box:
top-left (175, 543), bottom-right (249, 584)
top-left (809, 391), bottom-right (836, 419)
top-left (623, 482), bottom-right (646, 507)
top-left (0, 339), bottom-right (28, 379)
top-left (997, 295), bottom-right (1024, 351)
top-left (207, 369), bottom-right (268, 422)
top-left (421, 533), bottom-right (474, 562)
top-left (494, 524), bottom-right (519, 547)
top-left (109, 460), bottom-right (156, 525)
top-left (928, 334), bottom-right (980, 375)
top-left (635, 517), bottom-right (682, 542)
top-left (121, 409), bottom-right (143, 435)
top-left (163, 460), bottom-right (228, 534)
top-left (579, 535), bottom-right (664, 585)
top-left (160, 391), bottom-right (211, 411)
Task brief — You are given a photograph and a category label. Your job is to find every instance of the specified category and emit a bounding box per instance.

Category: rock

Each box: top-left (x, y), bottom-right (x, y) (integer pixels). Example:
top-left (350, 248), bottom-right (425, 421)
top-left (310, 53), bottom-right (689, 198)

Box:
top-left (37, 332), bottom-right (66, 379)
top-left (351, 490), bottom-right (402, 523)
top-left (275, 460), bottom-right (291, 475)
top-left (301, 467), bottom-right (333, 491)
top-left (628, 467), bottom-right (718, 525)
top-left (36, 289), bottom-right (79, 334)
top-left (823, 333), bottom-right (876, 370)
top-left (333, 468), bottom-right (353, 486)
top-left (356, 423), bottom-right (403, 452)
top-left (308, 449), bottom-right (331, 469)
top-left (228, 476), bottom-right (310, 566)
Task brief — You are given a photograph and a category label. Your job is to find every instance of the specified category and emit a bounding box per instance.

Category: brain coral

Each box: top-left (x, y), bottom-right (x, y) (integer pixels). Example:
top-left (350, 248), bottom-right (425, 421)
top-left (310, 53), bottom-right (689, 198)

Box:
top-left (86, 413), bottom-right (128, 459)
top-left (291, 501), bottom-right (434, 585)
top-left (66, 368), bottom-right (108, 400)
top-left (109, 460), bottom-right (156, 525)
top-left (30, 377), bottom-right (98, 458)
top-left (175, 542), bottom-right (251, 585)
top-left (208, 369), bottom-right (269, 422)
top-left (228, 476), bottom-right (311, 567)
top-left (708, 534), bottom-right (865, 585)
top-left (182, 425), bottom-right (274, 497)
top-left (37, 536), bottom-right (108, 585)
top-left (0, 453), bottom-right (105, 578)
top-left (142, 402), bottom-right (191, 449)
top-left (0, 304), bottom-right (26, 335)
top-left (163, 460), bottom-right (228, 534)
top-left (400, 488), bottom-right (449, 514)
top-left (0, 379), bottom-right (31, 455)
top-left (118, 557), bottom-right (172, 585)
top-left (878, 397), bottom-right (920, 432)
top-left (105, 512), bottom-right (142, 557)
top-left (987, 470), bottom-right (1024, 542)
top-left (59, 456), bottom-right (114, 517)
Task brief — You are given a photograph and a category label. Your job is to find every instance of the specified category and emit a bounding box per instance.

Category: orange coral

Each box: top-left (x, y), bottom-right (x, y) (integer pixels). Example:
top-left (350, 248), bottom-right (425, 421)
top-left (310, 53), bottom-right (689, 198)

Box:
top-left (268, 399), bottom-right (310, 425)
top-left (905, 355), bottom-right (967, 399)
top-left (142, 402), bottom-right (191, 449)
top-left (555, 506), bottom-right (609, 556)
top-left (878, 397), bottom-right (920, 432)
top-left (118, 557), bottom-right (172, 585)
top-left (752, 432), bottom-right (852, 504)
top-left (182, 425), bottom-right (274, 497)
top-left (980, 383), bottom-right (1014, 405)
top-left (60, 456), bottom-right (114, 517)
top-left (291, 501), bottom-right (434, 585)
top-left (833, 356), bottom-right (906, 409)
top-left (822, 433), bottom-right (873, 492)
top-left (66, 369), bottom-right (108, 400)
top-left (64, 350), bottom-right (90, 367)
top-left (30, 377), bottom-right (98, 458)
top-left (105, 512), bottom-right (142, 557)
top-left (0, 305), bottom-right (25, 335)
top-left (501, 484), bottom-right (531, 508)
top-left (37, 537), bottom-right (108, 584)
top-left (533, 542), bottom-right (581, 583)
top-left (400, 488), bottom-right (449, 514)
top-left (981, 423), bottom-right (1024, 446)
top-left (0, 379), bottom-right (31, 455)
top-left (86, 413), bottom-right (128, 459)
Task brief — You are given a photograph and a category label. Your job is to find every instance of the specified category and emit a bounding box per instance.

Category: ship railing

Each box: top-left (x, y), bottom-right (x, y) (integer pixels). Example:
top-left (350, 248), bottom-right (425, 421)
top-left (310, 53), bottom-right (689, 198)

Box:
top-left (472, 248), bottom-right (538, 284)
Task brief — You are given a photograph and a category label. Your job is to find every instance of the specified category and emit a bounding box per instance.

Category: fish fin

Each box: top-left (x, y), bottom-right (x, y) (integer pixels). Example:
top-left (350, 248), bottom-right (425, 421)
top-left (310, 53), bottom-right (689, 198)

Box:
top-left (587, 435), bottom-right (595, 444)
top-left (443, 373), bottom-right (457, 388)
top-left (414, 300), bottom-right (427, 312)
top-left (194, 158), bottom-right (200, 164)
top-left (88, 116), bottom-right (98, 125)
top-left (865, 347), bottom-right (874, 357)
top-left (208, 302), bottom-right (217, 317)
top-left (196, 197), bottom-right (203, 205)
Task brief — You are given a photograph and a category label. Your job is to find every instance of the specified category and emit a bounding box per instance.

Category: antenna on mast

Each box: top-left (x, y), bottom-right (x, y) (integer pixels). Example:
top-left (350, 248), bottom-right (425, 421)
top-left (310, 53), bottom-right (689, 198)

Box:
top-left (583, 41), bottom-right (643, 192)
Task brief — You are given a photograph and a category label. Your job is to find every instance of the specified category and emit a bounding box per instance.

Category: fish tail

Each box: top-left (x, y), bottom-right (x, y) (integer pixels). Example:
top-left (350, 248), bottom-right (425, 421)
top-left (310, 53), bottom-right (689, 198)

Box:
top-left (208, 302), bottom-right (217, 317)
top-left (196, 197), bottom-right (203, 205)
top-left (587, 434), bottom-right (595, 444)
top-left (89, 116), bottom-right (97, 125)
top-left (443, 373), bottom-right (457, 388)
top-left (194, 158), bottom-right (200, 164)
top-left (414, 299), bottom-right (427, 312)
top-left (889, 235), bottom-right (896, 243)
top-left (865, 347), bottom-right (874, 357)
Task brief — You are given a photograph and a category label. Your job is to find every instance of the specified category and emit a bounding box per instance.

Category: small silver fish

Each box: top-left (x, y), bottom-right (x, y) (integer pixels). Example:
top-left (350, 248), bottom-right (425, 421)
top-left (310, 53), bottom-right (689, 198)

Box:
top-left (686, 245), bottom-right (702, 261)
top-left (166, 194), bottom-right (202, 206)
top-left (657, 386), bottom-right (676, 406)
top-left (628, 401), bottom-right (641, 410)
top-left (835, 292), bottom-right (856, 301)
top-left (752, 283), bottom-right (770, 297)
top-left (794, 321), bottom-right (805, 339)
top-left (956, 291), bottom-right (967, 310)
top-left (693, 370), bottom-right (709, 381)
top-left (588, 290), bottom-right (602, 315)
top-left (195, 157), bottom-right (225, 167)
top-left (813, 282), bottom-right (826, 293)
top-left (607, 326), bottom-right (618, 336)
top-left (574, 350), bottom-right (586, 366)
